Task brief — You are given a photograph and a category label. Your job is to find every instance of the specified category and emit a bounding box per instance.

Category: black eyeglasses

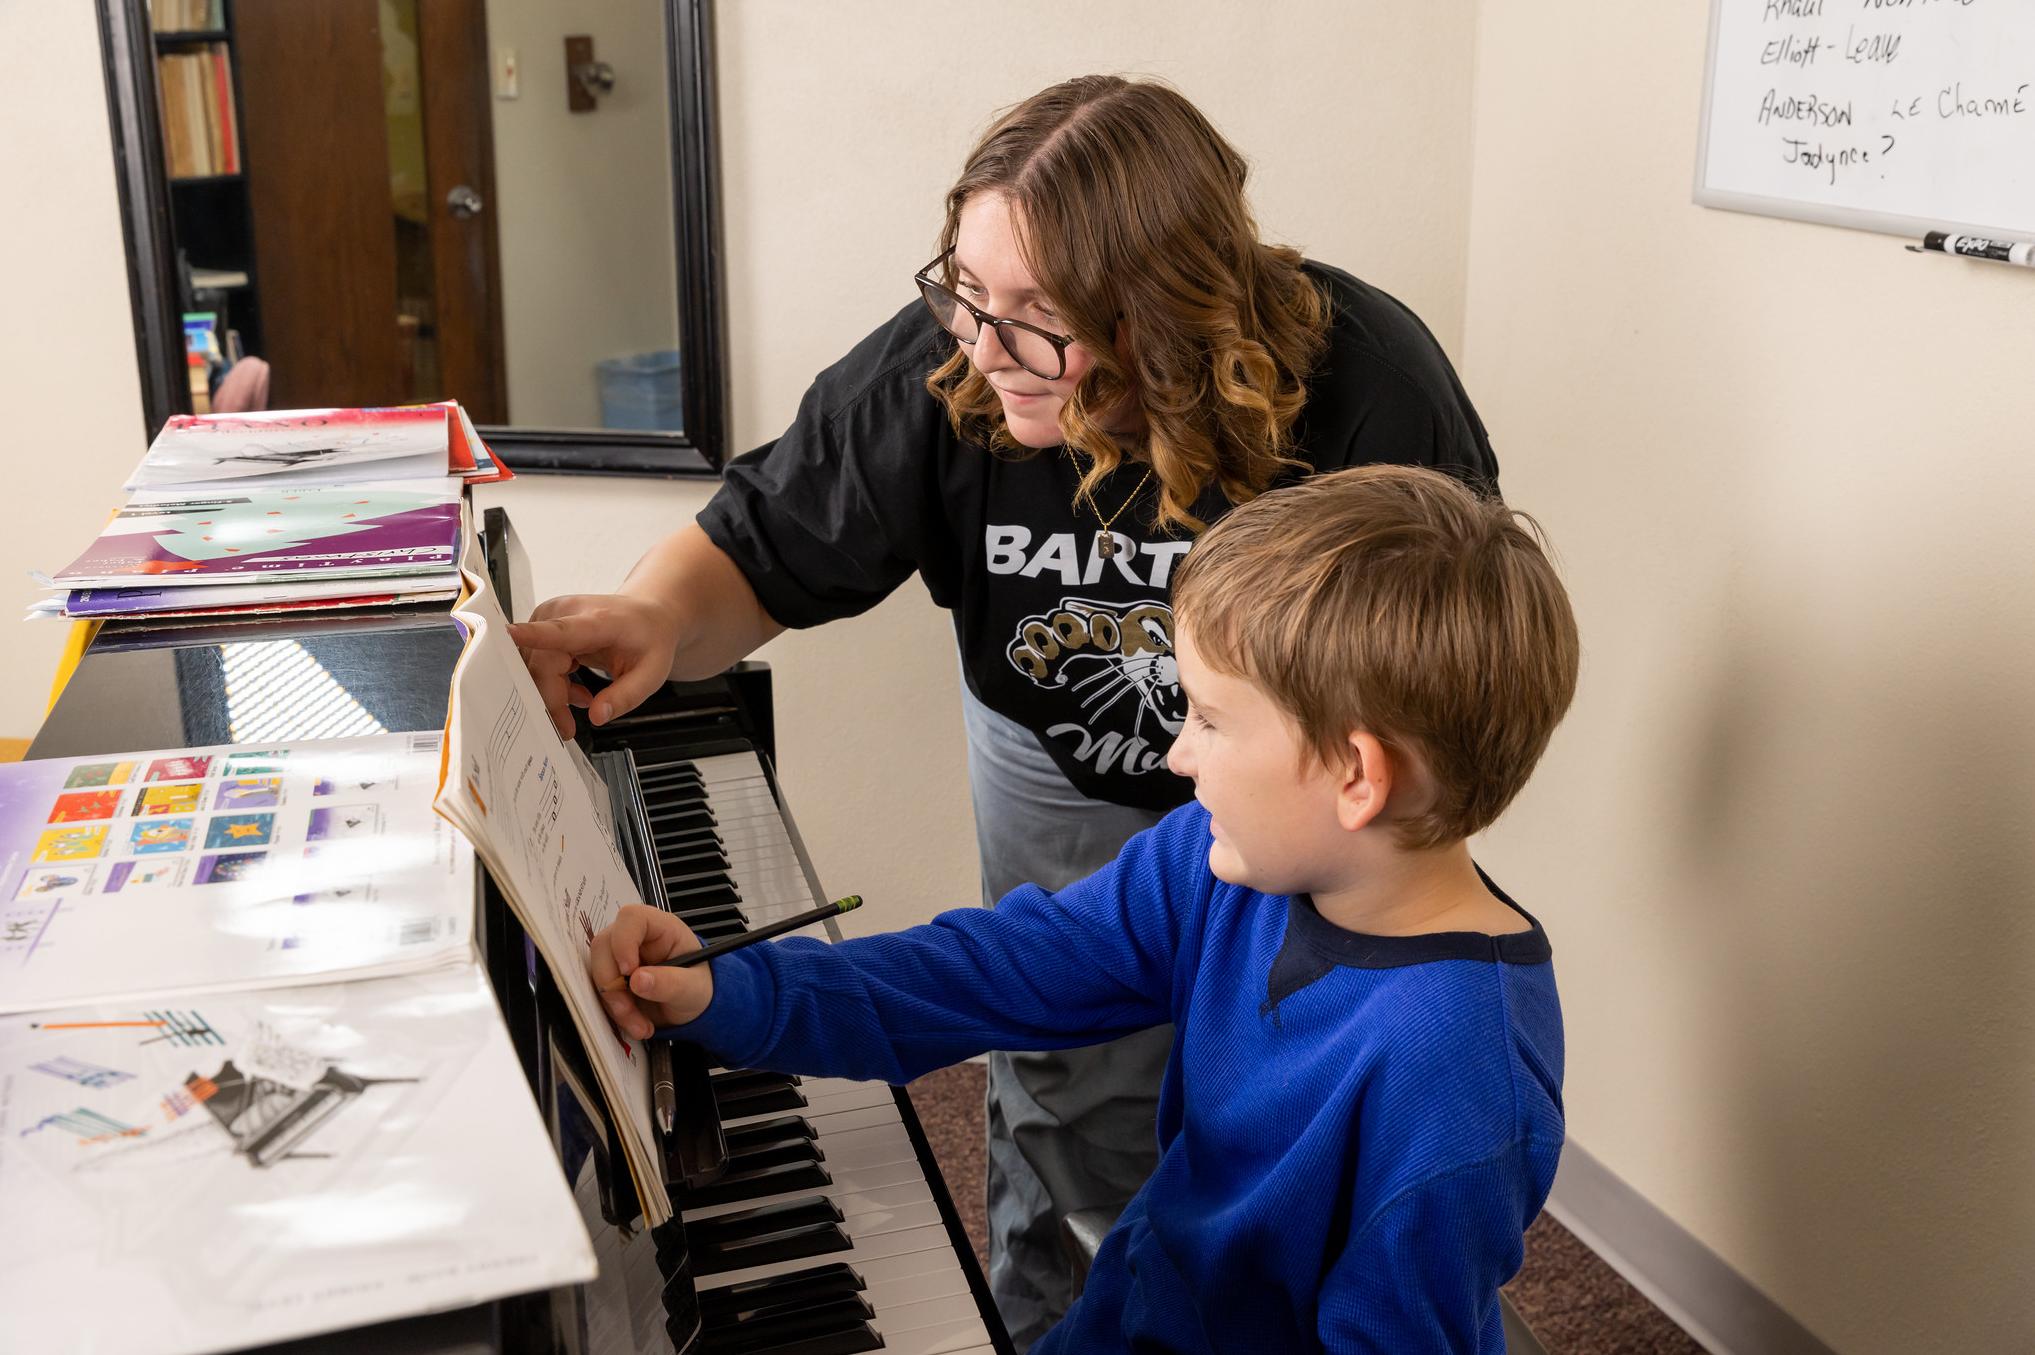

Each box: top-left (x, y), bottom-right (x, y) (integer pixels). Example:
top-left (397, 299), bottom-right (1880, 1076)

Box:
top-left (914, 249), bottom-right (1077, 381)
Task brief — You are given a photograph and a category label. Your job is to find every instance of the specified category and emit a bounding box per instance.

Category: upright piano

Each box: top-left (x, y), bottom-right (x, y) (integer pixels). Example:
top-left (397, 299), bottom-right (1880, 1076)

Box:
top-left (30, 509), bottom-right (1013, 1355)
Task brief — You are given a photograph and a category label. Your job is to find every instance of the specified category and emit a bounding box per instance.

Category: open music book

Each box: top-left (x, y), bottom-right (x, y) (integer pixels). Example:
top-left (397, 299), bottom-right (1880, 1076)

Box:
top-left (432, 516), bottom-right (674, 1225)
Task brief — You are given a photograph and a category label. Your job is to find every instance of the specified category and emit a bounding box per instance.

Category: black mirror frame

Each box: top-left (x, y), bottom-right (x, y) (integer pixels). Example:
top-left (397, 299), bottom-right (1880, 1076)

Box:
top-left (97, 0), bottom-right (729, 479)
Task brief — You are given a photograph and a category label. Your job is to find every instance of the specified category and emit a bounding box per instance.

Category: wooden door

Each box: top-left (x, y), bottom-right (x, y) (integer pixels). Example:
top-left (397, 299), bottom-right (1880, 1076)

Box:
top-left (235, 0), bottom-right (402, 408)
top-left (418, 0), bottom-right (507, 424)
top-left (231, 0), bottom-right (505, 418)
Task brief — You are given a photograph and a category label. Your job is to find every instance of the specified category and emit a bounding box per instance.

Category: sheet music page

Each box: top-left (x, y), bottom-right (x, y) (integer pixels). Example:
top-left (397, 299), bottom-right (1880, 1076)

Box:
top-left (0, 962), bottom-right (596, 1354)
top-left (0, 735), bottom-right (473, 1016)
top-left (432, 520), bottom-right (670, 1224)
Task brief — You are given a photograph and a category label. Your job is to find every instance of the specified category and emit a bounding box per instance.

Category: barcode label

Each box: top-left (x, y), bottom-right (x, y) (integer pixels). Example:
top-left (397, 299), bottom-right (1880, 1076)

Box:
top-left (407, 731), bottom-right (444, 753)
top-left (398, 918), bottom-right (440, 946)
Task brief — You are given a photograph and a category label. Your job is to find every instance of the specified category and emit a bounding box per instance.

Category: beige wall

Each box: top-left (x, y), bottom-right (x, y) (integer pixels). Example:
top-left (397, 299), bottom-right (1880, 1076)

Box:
top-left (1463, 5), bottom-right (2035, 1352)
top-left (0, 4), bottom-right (150, 731)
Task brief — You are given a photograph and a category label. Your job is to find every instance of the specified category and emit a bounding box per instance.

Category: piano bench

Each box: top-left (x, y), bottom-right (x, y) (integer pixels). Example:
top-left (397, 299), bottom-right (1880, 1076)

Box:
top-left (1062, 1204), bottom-right (1551, 1352)
top-left (1060, 1203), bottom-right (1125, 1300)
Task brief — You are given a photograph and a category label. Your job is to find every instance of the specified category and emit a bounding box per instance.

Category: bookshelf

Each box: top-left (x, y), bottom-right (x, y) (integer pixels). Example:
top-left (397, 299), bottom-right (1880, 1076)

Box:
top-left (150, 0), bottom-right (262, 382)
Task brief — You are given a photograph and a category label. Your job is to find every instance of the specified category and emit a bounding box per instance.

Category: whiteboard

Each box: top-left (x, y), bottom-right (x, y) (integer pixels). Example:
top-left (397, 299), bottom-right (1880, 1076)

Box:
top-left (1696, 0), bottom-right (2035, 240)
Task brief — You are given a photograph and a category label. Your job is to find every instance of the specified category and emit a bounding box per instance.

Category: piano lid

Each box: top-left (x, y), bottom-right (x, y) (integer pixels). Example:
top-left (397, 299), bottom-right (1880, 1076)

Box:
top-left (31, 607), bottom-right (464, 760)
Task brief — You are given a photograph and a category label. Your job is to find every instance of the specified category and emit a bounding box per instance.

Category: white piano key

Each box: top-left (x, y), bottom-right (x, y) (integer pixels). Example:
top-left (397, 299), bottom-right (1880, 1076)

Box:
top-left (875, 1313), bottom-right (995, 1355)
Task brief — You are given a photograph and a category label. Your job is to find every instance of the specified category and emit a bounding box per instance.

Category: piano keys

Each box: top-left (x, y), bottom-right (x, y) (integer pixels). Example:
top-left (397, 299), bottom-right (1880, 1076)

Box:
top-left (557, 678), bottom-right (1012, 1355)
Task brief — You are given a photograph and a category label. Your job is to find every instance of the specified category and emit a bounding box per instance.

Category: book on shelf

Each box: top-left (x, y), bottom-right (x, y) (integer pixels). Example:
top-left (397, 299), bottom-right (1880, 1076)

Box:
top-left (157, 47), bottom-right (237, 179)
top-left (0, 730), bottom-right (596, 1352)
top-left (150, 0), bottom-right (225, 30)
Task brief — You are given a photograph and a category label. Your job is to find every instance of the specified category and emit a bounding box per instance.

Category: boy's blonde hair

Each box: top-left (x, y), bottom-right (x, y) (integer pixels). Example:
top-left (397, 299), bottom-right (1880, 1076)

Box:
top-left (1171, 466), bottom-right (1579, 849)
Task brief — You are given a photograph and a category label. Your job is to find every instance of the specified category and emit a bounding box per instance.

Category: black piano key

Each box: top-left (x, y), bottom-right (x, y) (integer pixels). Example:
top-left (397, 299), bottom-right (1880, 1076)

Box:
top-left (712, 1073), bottom-right (808, 1114)
top-left (637, 763), bottom-right (703, 782)
top-left (662, 859), bottom-right (734, 885)
top-left (721, 1114), bottom-right (817, 1154)
top-left (655, 821), bottom-right (728, 854)
top-left (700, 1296), bottom-right (880, 1355)
top-left (635, 759), bottom-right (702, 778)
top-left (659, 839), bottom-right (731, 867)
top-left (682, 1157), bottom-right (832, 1208)
top-left (663, 867), bottom-right (739, 891)
top-left (715, 1087), bottom-right (808, 1117)
top-left (697, 1262), bottom-right (865, 1319)
top-left (724, 1131), bottom-right (826, 1163)
top-left (713, 1069), bottom-right (800, 1095)
top-left (691, 1199), bottom-right (851, 1275)
top-left (668, 883), bottom-right (743, 910)
top-left (671, 902), bottom-right (748, 928)
top-left (689, 920), bottom-right (750, 944)
top-left (690, 1196), bottom-right (840, 1244)
top-left (694, 1224), bottom-right (852, 1278)
top-left (649, 807), bottom-right (718, 834)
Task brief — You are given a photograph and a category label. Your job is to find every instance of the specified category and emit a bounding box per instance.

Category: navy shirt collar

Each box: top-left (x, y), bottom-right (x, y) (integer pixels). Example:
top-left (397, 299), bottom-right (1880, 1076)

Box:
top-left (1264, 866), bottom-right (1551, 1011)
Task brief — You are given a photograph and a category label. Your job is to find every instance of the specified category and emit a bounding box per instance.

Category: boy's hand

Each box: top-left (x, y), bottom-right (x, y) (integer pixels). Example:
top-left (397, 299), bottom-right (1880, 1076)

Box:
top-left (589, 904), bottom-right (715, 1040)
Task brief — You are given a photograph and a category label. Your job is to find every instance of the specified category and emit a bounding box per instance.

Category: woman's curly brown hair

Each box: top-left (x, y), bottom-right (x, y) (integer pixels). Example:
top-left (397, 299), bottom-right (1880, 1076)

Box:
top-left (926, 75), bottom-right (1329, 535)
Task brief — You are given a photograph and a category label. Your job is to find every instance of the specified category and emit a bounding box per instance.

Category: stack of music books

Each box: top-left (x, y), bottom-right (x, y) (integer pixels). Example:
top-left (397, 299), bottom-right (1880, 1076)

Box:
top-left (34, 404), bottom-right (512, 626)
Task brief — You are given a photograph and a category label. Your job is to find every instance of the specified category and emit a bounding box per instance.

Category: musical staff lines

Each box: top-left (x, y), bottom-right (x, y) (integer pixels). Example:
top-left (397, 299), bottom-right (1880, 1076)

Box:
top-left (139, 1010), bottom-right (225, 1047)
top-left (22, 1106), bottom-right (145, 1145)
top-left (29, 1055), bottom-right (133, 1089)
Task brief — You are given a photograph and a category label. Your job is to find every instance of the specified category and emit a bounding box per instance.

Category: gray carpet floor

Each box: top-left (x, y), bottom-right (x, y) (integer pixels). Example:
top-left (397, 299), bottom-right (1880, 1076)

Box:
top-left (906, 1062), bottom-right (1709, 1354)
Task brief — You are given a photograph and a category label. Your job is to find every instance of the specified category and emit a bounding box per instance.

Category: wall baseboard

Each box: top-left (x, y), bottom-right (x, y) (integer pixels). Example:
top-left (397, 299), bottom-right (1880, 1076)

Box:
top-left (1546, 1142), bottom-right (1839, 1355)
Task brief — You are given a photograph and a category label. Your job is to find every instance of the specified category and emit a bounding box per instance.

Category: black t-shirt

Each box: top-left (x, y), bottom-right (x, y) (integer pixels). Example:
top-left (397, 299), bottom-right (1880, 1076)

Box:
top-left (698, 261), bottom-right (1498, 812)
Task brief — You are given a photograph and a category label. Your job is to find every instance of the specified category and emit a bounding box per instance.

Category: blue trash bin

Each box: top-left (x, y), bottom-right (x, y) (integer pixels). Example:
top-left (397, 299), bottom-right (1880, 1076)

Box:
top-left (596, 349), bottom-right (684, 430)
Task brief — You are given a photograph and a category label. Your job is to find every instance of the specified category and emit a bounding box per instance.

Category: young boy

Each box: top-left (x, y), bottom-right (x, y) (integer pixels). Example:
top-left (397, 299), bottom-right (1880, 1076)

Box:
top-left (591, 464), bottom-right (1581, 1353)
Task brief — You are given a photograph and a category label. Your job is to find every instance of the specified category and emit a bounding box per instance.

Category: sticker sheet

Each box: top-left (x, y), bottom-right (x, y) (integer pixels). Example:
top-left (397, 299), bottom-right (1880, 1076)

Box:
top-left (0, 734), bottom-right (472, 1015)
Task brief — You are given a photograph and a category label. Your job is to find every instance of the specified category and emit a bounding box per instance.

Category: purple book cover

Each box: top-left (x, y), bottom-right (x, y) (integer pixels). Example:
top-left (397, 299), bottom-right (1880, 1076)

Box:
top-left (54, 479), bottom-right (461, 586)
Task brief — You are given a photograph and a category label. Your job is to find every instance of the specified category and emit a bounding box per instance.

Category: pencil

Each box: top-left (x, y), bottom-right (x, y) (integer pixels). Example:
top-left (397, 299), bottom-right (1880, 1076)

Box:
top-left (601, 895), bottom-right (862, 993)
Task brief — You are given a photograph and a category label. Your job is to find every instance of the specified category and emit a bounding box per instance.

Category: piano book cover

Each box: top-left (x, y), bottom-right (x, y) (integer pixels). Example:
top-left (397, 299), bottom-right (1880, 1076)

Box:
top-left (0, 964), bottom-right (595, 1354)
top-left (58, 576), bottom-right (461, 620)
top-left (0, 733), bottom-right (473, 1016)
top-left (128, 404), bottom-right (510, 490)
top-left (51, 478), bottom-right (463, 589)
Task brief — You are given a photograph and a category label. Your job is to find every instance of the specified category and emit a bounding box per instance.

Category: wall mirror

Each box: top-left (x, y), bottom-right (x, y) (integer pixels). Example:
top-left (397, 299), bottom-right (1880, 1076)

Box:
top-left (98, 0), bottom-right (726, 475)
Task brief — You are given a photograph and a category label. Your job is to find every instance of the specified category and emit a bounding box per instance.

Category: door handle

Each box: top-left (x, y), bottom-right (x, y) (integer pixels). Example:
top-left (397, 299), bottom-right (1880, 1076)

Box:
top-left (446, 185), bottom-right (485, 220)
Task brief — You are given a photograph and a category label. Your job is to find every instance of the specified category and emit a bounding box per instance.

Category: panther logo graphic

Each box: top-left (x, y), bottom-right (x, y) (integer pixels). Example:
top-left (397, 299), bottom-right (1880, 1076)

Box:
top-left (1006, 597), bottom-right (1185, 776)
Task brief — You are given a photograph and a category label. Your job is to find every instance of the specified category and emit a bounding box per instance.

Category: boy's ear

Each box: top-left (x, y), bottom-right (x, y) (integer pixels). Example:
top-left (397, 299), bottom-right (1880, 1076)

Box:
top-left (1335, 731), bottom-right (1394, 834)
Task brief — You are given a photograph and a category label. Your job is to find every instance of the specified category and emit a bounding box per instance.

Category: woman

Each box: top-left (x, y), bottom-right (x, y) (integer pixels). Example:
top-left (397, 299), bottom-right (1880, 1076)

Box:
top-left (513, 74), bottom-right (1497, 1350)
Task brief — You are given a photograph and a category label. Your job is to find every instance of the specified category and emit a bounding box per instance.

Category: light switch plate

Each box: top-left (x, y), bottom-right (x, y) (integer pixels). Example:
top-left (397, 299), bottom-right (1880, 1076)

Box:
top-left (495, 46), bottom-right (520, 100)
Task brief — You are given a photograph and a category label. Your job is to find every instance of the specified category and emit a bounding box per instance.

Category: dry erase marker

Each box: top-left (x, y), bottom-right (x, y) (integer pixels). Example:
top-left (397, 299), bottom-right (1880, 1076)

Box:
top-left (1913, 231), bottom-right (2035, 268)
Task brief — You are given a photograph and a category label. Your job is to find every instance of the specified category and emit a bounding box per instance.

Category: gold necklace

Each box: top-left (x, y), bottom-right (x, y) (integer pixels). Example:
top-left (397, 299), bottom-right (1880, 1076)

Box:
top-left (1078, 464), bottom-right (1153, 560)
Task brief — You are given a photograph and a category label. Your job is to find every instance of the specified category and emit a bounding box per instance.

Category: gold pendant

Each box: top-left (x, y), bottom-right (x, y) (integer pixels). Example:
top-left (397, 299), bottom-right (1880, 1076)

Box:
top-left (1096, 531), bottom-right (1119, 560)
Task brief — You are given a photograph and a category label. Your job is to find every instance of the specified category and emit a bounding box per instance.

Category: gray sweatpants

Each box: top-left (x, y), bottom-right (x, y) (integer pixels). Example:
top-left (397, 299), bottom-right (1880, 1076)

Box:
top-left (960, 685), bottom-right (1171, 1353)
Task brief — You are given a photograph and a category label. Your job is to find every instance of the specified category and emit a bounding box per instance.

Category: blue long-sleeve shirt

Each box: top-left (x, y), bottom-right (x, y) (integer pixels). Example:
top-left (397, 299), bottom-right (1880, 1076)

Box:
top-left (670, 803), bottom-right (1564, 1353)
